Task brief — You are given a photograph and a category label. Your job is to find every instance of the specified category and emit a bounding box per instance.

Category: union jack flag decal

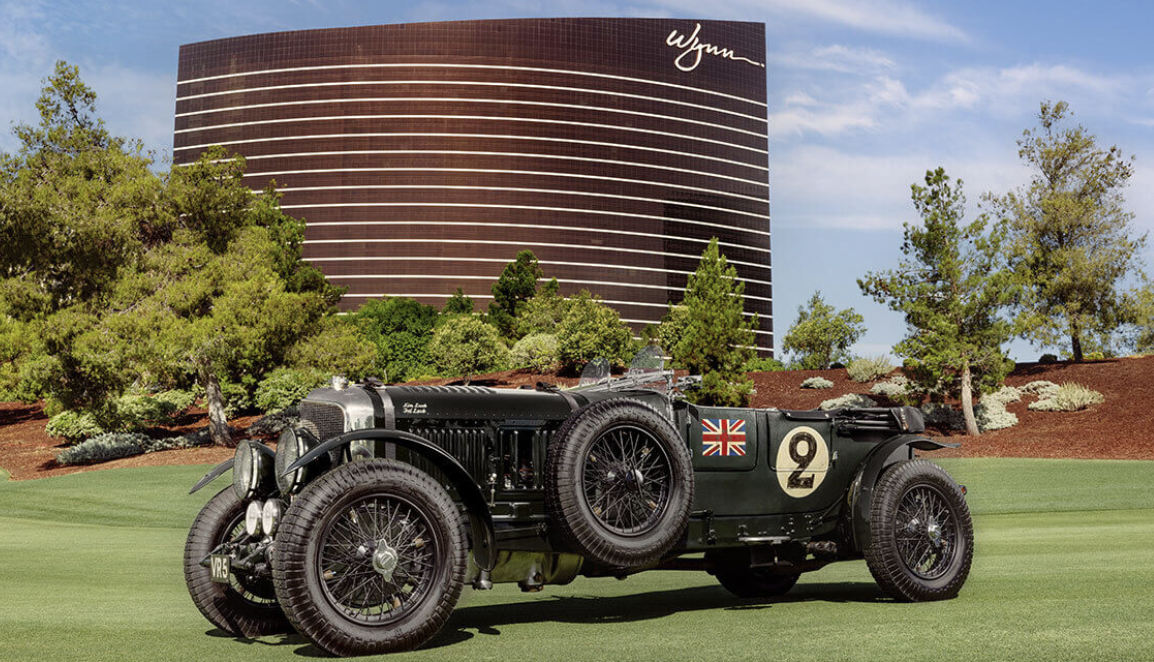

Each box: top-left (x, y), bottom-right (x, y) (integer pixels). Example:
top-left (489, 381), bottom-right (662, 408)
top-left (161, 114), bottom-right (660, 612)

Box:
top-left (702, 418), bottom-right (747, 457)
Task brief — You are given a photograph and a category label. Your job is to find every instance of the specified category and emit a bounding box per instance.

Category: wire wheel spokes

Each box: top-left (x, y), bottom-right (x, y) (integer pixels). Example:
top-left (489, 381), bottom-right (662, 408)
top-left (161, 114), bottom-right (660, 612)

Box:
top-left (895, 485), bottom-right (959, 580)
top-left (318, 495), bottom-right (437, 625)
top-left (582, 424), bottom-right (672, 535)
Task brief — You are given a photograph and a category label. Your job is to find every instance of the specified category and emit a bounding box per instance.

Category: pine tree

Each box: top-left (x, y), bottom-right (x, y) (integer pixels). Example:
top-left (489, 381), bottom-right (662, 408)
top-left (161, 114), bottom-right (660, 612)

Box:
top-left (988, 101), bottom-right (1146, 361)
top-left (860, 168), bottom-right (1016, 435)
top-left (781, 292), bottom-right (865, 369)
top-left (673, 238), bottom-right (756, 407)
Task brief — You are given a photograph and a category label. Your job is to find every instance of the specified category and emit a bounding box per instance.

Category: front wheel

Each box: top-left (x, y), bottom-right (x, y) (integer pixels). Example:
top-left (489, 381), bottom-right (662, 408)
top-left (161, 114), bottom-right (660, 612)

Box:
top-left (864, 460), bottom-right (973, 602)
top-left (184, 488), bottom-right (290, 637)
top-left (272, 459), bottom-right (467, 657)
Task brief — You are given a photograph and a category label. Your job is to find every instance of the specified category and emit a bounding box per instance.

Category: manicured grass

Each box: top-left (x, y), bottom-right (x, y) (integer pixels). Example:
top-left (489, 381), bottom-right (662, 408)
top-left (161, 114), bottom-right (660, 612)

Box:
top-left (1, 459), bottom-right (1151, 661)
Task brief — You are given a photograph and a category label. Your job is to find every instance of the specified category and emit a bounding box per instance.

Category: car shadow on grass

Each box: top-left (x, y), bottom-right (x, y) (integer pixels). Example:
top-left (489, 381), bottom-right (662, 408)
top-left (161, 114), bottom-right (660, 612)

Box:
top-left (266, 581), bottom-right (886, 657)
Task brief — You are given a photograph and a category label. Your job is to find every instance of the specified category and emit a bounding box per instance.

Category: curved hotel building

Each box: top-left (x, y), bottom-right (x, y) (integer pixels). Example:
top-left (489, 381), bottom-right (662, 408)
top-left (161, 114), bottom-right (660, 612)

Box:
top-left (173, 18), bottom-right (773, 352)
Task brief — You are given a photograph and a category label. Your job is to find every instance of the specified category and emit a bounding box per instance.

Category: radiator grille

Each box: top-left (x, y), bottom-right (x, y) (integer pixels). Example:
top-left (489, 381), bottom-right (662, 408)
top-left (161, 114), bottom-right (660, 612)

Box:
top-left (300, 401), bottom-right (346, 441)
top-left (405, 425), bottom-right (490, 484)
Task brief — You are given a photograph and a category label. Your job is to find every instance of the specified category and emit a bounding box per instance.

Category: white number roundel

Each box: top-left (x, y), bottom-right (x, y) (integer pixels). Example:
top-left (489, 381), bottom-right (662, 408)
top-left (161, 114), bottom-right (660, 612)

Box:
top-left (775, 426), bottom-right (830, 498)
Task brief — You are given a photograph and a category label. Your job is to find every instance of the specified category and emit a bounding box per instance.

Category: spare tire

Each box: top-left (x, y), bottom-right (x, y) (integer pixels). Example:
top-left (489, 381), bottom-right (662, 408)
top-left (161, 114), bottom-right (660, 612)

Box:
top-left (545, 398), bottom-right (693, 567)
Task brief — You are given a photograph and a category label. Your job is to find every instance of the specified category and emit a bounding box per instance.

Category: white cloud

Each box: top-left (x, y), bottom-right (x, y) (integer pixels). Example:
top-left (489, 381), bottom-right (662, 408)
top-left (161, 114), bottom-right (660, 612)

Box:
top-left (640, 0), bottom-right (967, 42)
top-left (771, 44), bottom-right (897, 75)
top-left (771, 145), bottom-right (1030, 231)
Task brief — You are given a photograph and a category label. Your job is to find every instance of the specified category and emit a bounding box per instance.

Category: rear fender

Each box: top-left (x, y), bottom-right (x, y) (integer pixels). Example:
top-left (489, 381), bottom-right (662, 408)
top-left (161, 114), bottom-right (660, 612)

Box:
top-left (848, 435), bottom-right (958, 553)
top-left (284, 429), bottom-right (497, 571)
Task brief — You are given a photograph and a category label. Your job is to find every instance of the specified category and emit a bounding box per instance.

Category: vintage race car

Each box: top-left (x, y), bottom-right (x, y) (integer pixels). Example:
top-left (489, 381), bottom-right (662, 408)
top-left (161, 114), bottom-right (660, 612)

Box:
top-left (185, 347), bottom-right (973, 656)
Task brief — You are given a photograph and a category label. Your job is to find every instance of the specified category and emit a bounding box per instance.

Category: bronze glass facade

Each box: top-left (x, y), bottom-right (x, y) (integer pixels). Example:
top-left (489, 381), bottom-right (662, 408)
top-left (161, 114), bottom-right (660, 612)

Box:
top-left (174, 18), bottom-right (772, 352)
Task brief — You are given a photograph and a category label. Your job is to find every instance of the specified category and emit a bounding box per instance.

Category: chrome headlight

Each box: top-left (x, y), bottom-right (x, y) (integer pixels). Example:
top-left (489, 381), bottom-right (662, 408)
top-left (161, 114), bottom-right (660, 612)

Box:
top-left (261, 499), bottom-right (284, 536)
top-left (245, 500), bottom-right (263, 536)
top-left (275, 427), bottom-right (318, 495)
top-left (233, 439), bottom-right (275, 500)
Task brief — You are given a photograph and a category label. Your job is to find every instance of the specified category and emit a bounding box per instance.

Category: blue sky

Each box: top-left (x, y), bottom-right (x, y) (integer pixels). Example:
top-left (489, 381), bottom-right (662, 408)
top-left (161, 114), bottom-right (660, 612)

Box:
top-left (3, 0), bottom-right (1152, 361)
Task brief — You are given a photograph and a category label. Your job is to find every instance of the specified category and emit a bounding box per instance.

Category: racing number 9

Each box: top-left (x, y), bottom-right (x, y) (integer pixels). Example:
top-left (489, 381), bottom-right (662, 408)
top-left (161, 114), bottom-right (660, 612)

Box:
top-left (775, 426), bottom-right (830, 498)
top-left (787, 431), bottom-right (818, 489)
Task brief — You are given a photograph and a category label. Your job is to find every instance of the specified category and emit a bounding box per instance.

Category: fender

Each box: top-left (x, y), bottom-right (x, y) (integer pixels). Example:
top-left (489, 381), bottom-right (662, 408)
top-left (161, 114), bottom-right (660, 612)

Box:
top-left (189, 458), bottom-right (234, 495)
top-left (849, 434), bottom-right (959, 553)
top-left (285, 429), bottom-right (497, 572)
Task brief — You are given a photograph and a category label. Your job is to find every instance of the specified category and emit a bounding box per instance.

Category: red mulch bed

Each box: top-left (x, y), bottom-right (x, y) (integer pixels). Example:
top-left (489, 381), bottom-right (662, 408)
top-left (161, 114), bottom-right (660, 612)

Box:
top-left (3, 358), bottom-right (1151, 481)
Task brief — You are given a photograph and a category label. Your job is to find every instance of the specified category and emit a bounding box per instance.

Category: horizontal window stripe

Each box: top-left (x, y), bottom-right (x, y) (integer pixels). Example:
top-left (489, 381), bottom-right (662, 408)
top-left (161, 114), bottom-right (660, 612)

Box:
top-left (176, 88), bottom-right (766, 128)
top-left (174, 132), bottom-right (768, 173)
top-left (244, 166), bottom-right (766, 205)
top-left (176, 62), bottom-right (768, 108)
top-left (174, 114), bottom-right (768, 155)
top-left (289, 203), bottom-right (769, 238)
top-left (267, 184), bottom-right (766, 221)
top-left (303, 221), bottom-right (769, 254)
top-left (237, 149), bottom-right (769, 187)
top-left (305, 254), bottom-right (771, 285)
top-left (322, 273), bottom-right (773, 303)
top-left (307, 245), bottom-right (767, 269)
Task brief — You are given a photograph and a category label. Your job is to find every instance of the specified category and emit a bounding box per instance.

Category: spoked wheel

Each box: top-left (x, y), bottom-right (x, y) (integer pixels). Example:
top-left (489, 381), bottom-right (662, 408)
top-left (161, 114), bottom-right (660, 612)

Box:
top-left (582, 423), bottom-right (673, 535)
top-left (184, 488), bottom-right (290, 637)
top-left (865, 460), bottom-right (973, 602)
top-left (317, 495), bottom-right (438, 624)
top-left (546, 399), bottom-right (693, 568)
top-left (273, 459), bottom-right (466, 657)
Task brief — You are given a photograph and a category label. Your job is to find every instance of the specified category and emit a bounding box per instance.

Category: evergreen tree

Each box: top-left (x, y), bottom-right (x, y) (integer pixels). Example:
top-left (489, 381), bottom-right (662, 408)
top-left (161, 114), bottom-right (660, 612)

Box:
top-left (987, 101), bottom-right (1146, 361)
top-left (442, 287), bottom-right (474, 315)
top-left (781, 292), bottom-right (865, 370)
top-left (352, 297), bottom-right (440, 383)
top-left (673, 238), bottom-right (756, 407)
top-left (555, 290), bottom-right (636, 371)
top-left (488, 250), bottom-right (543, 338)
top-left (860, 168), bottom-right (1016, 436)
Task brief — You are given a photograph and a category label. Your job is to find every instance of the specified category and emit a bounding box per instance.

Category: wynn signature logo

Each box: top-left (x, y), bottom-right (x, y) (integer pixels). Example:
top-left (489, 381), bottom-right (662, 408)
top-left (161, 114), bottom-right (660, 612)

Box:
top-left (665, 23), bottom-right (765, 73)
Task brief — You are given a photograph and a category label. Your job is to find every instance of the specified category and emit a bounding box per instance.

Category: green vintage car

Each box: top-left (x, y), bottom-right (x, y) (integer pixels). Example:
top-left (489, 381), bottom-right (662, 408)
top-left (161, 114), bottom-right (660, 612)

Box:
top-left (185, 347), bottom-right (973, 656)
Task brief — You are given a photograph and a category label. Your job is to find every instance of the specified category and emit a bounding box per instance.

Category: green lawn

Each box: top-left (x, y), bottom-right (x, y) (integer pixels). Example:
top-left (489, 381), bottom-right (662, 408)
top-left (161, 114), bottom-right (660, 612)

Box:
top-left (1, 458), bottom-right (1152, 661)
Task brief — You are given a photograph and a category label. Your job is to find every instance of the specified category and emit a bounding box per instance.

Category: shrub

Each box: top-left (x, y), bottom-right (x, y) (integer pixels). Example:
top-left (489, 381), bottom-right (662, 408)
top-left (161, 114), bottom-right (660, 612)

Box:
top-left (556, 291), bottom-right (635, 371)
top-left (819, 393), bottom-right (877, 411)
top-left (744, 356), bottom-right (786, 372)
top-left (45, 410), bottom-right (105, 444)
top-left (975, 395), bottom-right (1018, 431)
top-left (255, 368), bottom-right (326, 413)
top-left (985, 385), bottom-right (1022, 405)
top-left (248, 410), bottom-right (301, 436)
top-left (870, 379), bottom-right (908, 398)
top-left (1029, 383), bottom-right (1105, 412)
top-left (428, 316), bottom-right (510, 381)
top-left (56, 433), bottom-right (150, 465)
top-left (1039, 353), bottom-right (1059, 364)
top-left (511, 334), bottom-right (560, 372)
top-left (56, 428), bottom-right (215, 466)
top-left (921, 402), bottom-right (964, 430)
top-left (1084, 351), bottom-right (1106, 360)
top-left (847, 355), bottom-right (894, 383)
top-left (1020, 380), bottom-right (1060, 398)
top-left (108, 390), bottom-right (196, 430)
top-left (800, 376), bottom-right (834, 389)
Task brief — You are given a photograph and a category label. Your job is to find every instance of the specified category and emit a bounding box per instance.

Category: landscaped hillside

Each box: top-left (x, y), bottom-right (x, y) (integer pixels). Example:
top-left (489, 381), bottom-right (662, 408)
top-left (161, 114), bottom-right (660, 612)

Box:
top-left (1, 356), bottom-right (1151, 481)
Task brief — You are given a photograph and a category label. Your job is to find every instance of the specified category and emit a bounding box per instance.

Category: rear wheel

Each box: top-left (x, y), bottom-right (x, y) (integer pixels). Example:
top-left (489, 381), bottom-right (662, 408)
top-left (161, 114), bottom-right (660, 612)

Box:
top-left (864, 460), bottom-right (973, 602)
top-left (184, 488), bottom-right (290, 637)
top-left (272, 459), bottom-right (466, 656)
top-left (546, 399), bottom-right (693, 568)
top-left (710, 550), bottom-right (799, 598)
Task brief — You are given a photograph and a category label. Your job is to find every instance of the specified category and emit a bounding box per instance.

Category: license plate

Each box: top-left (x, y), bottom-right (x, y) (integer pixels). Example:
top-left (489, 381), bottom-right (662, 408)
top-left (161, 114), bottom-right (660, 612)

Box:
top-left (209, 554), bottom-right (231, 584)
